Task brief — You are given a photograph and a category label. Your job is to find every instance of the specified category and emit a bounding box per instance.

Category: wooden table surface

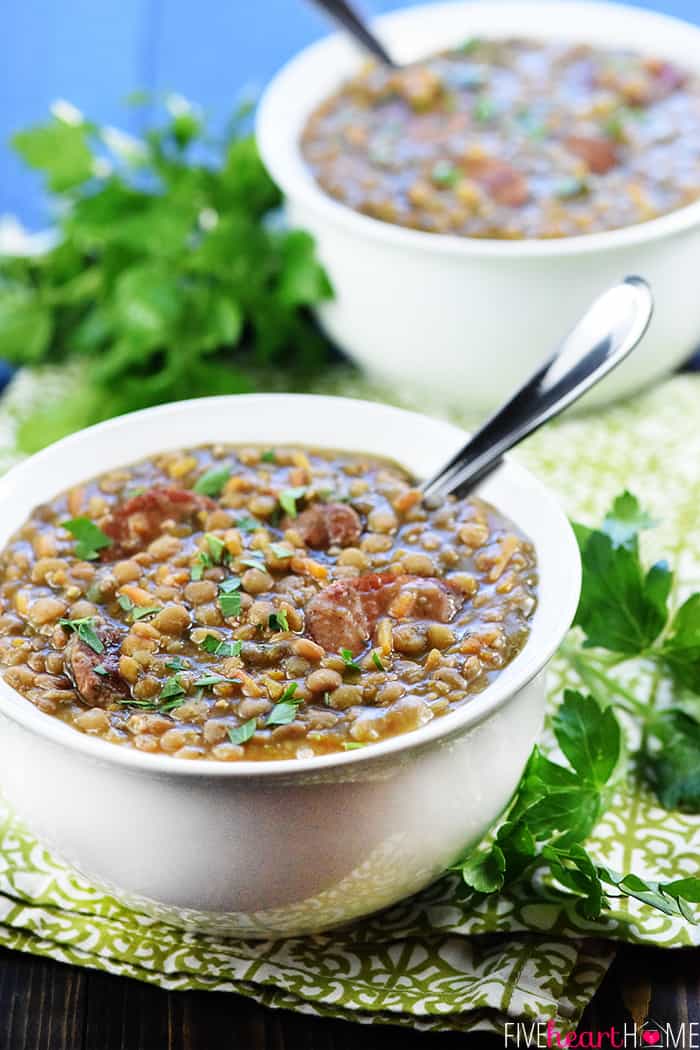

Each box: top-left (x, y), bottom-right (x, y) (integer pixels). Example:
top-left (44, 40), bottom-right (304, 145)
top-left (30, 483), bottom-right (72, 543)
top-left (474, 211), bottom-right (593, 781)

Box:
top-left (0, 943), bottom-right (698, 1049)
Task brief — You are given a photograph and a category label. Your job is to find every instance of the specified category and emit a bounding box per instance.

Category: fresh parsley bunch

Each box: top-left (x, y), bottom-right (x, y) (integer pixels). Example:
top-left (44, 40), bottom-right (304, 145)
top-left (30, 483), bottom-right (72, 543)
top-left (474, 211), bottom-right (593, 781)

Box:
top-left (0, 97), bottom-right (333, 449)
top-left (458, 492), bottom-right (700, 923)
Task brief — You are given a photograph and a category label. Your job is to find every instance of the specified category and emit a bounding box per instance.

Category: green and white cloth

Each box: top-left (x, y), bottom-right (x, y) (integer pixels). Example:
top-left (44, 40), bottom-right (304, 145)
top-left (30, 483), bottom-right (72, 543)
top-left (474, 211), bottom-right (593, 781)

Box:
top-left (0, 370), bottom-right (698, 1035)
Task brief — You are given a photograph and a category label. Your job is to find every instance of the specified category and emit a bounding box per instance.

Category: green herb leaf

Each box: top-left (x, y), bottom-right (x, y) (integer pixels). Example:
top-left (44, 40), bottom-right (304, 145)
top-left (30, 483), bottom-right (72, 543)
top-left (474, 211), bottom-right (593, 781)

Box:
top-left (62, 517), bottom-right (113, 560)
top-left (158, 675), bottom-right (185, 701)
top-left (431, 161), bottom-right (459, 187)
top-left (279, 486), bottom-right (307, 518)
top-left (219, 576), bottom-right (241, 593)
top-left (552, 690), bottom-right (621, 788)
top-left (165, 656), bottom-right (188, 671)
top-left (261, 450), bottom-right (276, 463)
top-left (603, 491), bottom-right (656, 550)
top-left (267, 700), bottom-right (300, 726)
top-left (372, 651), bottom-right (386, 672)
top-left (193, 465), bottom-right (231, 497)
top-left (193, 674), bottom-right (234, 687)
top-left (647, 709), bottom-right (700, 812)
top-left (132, 604), bottom-right (162, 621)
top-left (573, 519), bottom-right (671, 654)
top-left (340, 648), bottom-right (362, 673)
top-left (228, 719), bottom-right (257, 745)
top-left (342, 741), bottom-right (367, 751)
top-left (117, 594), bottom-right (134, 612)
top-left (205, 533), bottom-right (228, 564)
top-left (278, 682), bottom-right (298, 704)
top-left (93, 663), bottom-right (108, 677)
top-left (474, 96), bottom-right (496, 122)
top-left (240, 555), bottom-right (266, 570)
top-left (236, 516), bottom-right (259, 533)
top-left (200, 634), bottom-right (242, 658)
top-left (218, 591), bottom-right (242, 618)
top-left (269, 543), bottom-right (295, 559)
top-left (269, 609), bottom-right (289, 632)
top-left (59, 616), bottom-right (104, 654)
top-left (661, 594), bottom-right (700, 692)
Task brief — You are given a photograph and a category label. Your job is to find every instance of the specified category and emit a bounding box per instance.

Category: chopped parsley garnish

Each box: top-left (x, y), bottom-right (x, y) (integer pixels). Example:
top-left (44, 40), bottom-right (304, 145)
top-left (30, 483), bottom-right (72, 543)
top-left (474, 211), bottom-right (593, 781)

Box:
top-left (165, 655), bottom-right (188, 671)
top-left (190, 552), bottom-right (209, 580)
top-left (200, 634), bottom-right (242, 658)
top-left (431, 161), bottom-right (459, 188)
top-left (132, 605), bottom-right (162, 621)
top-left (61, 517), bottom-right (113, 561)
top-left (260, 450), bottom-right (276, 463)
top-left (219, 576), bottom-right (241, 593)
top-left (267, 683), bottom-right (300, 726)
top-left (240, 555), bottom-right (266, 570)
top-left (93, 663), bottom-right (108, 677)
top-left (218, 590), bottom-right (242, 618)
top-left (555, 176), bottom-right (589, 200)
top-left (270, 543), bottom-right (295, 559)
top-left (343, 742), bottom-right (367, 751)
top-left (117, 594), bottom-right (134, 613)
top-left (340, 648), bottom-right (362, 673)
top-left (279, 486), bottom-right (307, 518)
top-left (371, 651), bottom-right (386, 672)
top-left (205, 533), bottom-right (229, 564)
top-left (59, 616), bottom-right (103, 654)
top-left (228, 719), bottom-right (257, 745)
top-left (159, 675), bottom-right (185, 701)
top-left (236, 516), bottom-right (259, 533)
top-left (193, 674), bottom-right (235, 688)
top-left (269, 610), bottom-right (289, 632)
top-left (193, 465), bottom-right (231, 497)
top-left (474, 96), bottom-right (496, 122)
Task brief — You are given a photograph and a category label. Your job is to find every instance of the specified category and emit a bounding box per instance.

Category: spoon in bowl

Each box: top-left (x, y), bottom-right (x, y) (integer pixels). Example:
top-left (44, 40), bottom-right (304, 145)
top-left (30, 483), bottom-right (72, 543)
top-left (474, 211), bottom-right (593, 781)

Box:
top-left (308, 0), bottom-right (398, 67)
top-left (421, 276), bottom-right (653, 503)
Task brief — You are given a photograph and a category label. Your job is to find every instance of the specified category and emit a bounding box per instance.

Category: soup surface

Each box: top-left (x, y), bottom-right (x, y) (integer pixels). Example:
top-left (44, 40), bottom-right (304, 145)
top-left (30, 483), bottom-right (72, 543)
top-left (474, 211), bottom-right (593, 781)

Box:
top-left (0, 446), bottom-right (536, 761)
top-left (301, 38), bottom-right (700, 238)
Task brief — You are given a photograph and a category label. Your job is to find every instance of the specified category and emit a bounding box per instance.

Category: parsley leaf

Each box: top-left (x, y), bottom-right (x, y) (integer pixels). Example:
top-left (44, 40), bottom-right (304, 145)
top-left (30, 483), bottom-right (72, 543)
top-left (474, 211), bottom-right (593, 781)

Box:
top-left (573, 527), bottom-right (671, 653)
top-left (193, 465), bottom-right (231, 497)
top-left (266, 683), bottom-right (300, 726)
top-left (371, 651), bottom-right (386, 672)
top-left (132, 604), bottom-right (162, 621)
top-left (59, 616), bottom-right (104, 654)
top-left (552, 690), bottom-right (621, 788)
top-left (261, 450), bottom-right (276, 463)
top-left (205, 533), bottom-right (228, 564)
top-left (269, 543), bottom-right (295, 559)
top-left (647, 709), bottom-right (700, 812)
top-left (602, 491), bottom-right (656, 550)
top-left (340, 648), bottom-right (362, 673)
top-left (193, 674), bottom-right (235, 688)
top-left (165, 656), bottom-right (188, 671)
top-left (279, 486), bottom-right (307, 518)
top-left (228, 719), bottom-right (257, 745)
top-left (1, 106), bottom-right (332, 453)
top-left (200, 634), bottom-right (242, 658)
top-left (269, 609), bottom-right (289, 632)
top-left (218, 591), bottom-right (241, 618)
top-left (62, 517), bottom-right (112, 560)
top-left (236, 516), bottom-right (259, 533)
top-left (158, 675), bottom-right (185, 701)
top-left (661, 594), bottom-right (700, 692)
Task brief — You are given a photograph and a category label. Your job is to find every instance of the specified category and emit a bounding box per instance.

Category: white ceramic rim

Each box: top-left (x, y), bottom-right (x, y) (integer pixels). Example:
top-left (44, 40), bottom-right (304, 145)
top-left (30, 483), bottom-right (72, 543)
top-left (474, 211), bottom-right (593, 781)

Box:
top-left (0, 394), bottom-right (580, 778)
top-left (257, 0), bottom-right (700, 257)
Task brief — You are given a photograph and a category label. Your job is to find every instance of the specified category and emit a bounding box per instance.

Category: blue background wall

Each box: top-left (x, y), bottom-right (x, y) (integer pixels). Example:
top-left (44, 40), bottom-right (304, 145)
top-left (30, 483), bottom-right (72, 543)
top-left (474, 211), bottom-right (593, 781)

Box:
top-left (2, 0), bottom-right (699, 229)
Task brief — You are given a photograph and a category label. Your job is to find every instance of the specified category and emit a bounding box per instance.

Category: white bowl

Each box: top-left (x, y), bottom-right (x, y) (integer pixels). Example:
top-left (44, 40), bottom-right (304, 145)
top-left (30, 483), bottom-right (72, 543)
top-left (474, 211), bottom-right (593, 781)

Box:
top-left (257, 1), bottom-right (700, 412)
top-left (0, 395), bottom-right (580, 937)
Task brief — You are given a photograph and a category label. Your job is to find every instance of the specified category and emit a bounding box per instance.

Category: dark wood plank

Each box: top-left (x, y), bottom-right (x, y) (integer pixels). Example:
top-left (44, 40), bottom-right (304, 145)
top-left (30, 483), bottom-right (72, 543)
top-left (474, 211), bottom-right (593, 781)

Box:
top-left (0, 942), bottom-right (698, 1049)
top-left (0, 947), bottom-right (85, 1050)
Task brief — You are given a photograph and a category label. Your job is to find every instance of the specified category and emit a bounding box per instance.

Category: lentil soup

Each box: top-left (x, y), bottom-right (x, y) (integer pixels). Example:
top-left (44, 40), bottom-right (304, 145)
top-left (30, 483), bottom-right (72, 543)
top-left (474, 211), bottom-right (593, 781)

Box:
top-left (301, 38), bottom-right (700, 239)
top-left (0, 446), bottom-right (537, 761)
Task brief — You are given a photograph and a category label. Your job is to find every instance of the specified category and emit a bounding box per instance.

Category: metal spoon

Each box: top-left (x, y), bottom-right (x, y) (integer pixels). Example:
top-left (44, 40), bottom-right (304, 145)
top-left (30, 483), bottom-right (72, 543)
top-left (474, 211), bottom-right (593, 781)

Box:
top-left (421, 276), bottom-right (653, 503)
top-left (308, 0), bottom-right (398, 67)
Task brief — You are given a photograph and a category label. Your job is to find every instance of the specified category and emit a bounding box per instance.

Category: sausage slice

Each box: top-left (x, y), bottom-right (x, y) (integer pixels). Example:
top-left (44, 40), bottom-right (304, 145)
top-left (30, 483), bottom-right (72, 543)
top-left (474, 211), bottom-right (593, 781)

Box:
top-left (65, 625), bottom-right (129, 708)
top-left (306, 572), bottom-right (462, 655)
top-left (102, 485), bottom-right (215, 558)
top-left (286, 502), bottom-right (362, 549)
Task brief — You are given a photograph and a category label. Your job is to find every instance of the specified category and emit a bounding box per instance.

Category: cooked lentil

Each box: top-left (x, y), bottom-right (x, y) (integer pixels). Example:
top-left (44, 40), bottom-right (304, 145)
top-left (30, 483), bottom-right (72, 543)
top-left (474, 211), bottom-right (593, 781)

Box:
top-left (0, 445), bottom-right (537, 760)
top-left (301, 38), bottom-right (700, 238)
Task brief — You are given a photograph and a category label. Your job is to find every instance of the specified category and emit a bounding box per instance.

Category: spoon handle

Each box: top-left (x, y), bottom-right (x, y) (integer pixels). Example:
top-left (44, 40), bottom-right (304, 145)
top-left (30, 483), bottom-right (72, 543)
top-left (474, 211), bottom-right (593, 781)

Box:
top-left (308, 0), bottom-right (398, 67)
top-left (421, 276), bottom-right (653, 502)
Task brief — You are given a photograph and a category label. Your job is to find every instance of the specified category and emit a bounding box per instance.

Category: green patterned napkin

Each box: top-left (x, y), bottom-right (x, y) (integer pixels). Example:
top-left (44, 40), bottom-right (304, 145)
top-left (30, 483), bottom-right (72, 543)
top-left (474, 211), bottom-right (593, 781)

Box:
top-left (0, 370), bottom-right (698, 1034)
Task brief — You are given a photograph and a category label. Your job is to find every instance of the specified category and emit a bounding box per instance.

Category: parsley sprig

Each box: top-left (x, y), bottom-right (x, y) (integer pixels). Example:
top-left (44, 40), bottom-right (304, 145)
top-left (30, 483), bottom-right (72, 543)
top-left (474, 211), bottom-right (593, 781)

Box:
top-left (0, 99), bottom-right (332, 453)
top-left (457, 492), bottom-right (700, 924)
top-left (61, 517), bottom-right (112, 561)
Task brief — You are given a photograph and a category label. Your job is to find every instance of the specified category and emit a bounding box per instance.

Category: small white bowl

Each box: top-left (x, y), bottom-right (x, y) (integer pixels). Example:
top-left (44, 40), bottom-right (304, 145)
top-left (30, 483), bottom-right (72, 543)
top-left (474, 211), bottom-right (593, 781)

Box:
top-left (257, 1), bottom-right (700, 412)
top-left (0, 395), bottom-right (579, 937)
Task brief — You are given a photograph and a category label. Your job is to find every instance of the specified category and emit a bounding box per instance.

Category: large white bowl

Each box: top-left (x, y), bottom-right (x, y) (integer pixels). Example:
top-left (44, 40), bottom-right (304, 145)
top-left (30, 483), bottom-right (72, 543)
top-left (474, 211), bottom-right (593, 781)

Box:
top-left (257, 1), bottom-right (700, 412)
top-left (0, 395), bottom-right (580, 937)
